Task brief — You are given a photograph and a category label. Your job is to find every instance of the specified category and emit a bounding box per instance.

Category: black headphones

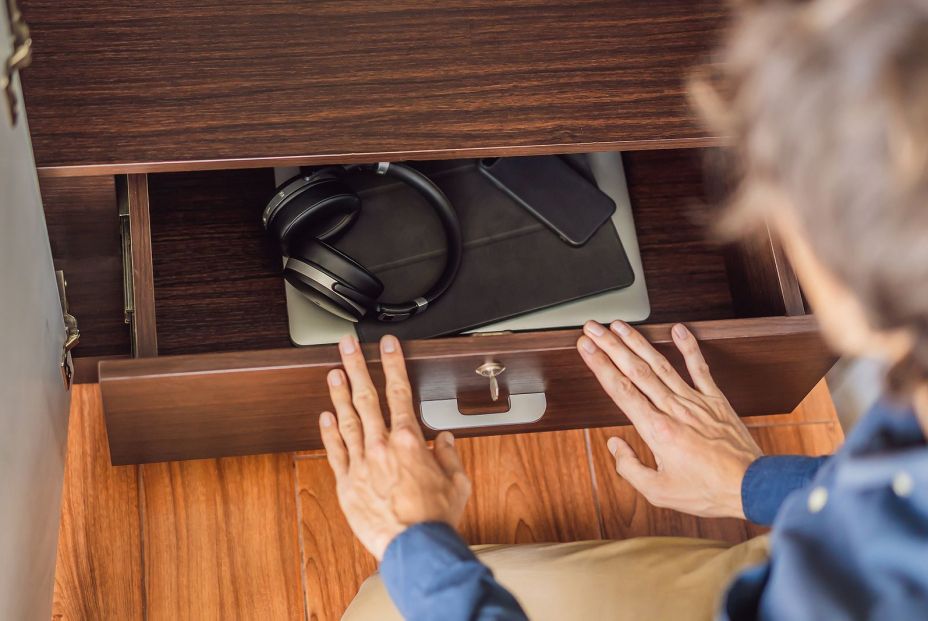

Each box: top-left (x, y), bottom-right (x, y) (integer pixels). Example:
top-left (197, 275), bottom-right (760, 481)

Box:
top-left (263, 162), bottom-right (462, 322)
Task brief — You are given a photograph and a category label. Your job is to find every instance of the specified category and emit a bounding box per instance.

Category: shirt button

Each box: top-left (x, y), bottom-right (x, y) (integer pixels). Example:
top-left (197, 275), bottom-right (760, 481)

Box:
top-left (808, 486), bottom-right (828, 513)
top-left (892, 471), bottom-right (914, 497)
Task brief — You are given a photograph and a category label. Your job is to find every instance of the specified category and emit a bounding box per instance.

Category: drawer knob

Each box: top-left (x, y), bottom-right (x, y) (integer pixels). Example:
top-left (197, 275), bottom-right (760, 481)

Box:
top-left (475, 361), bottom-right (506, 402)
top-left (420, 392), bottom-right (547, 431)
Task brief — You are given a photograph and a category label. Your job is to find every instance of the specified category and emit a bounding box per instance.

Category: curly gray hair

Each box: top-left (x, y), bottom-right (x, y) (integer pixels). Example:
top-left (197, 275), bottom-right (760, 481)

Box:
top-left (692, 0), bottom-right (928, 395)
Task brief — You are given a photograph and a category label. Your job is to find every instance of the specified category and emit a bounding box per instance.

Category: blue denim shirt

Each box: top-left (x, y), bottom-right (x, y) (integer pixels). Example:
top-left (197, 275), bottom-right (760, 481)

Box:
top-left (380, 399), bottom-right (927, 620)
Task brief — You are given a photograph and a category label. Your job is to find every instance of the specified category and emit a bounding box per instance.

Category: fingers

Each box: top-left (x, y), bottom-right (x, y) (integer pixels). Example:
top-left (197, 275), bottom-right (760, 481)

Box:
top-left (433, 432), bottom-right (465, 479)
top-left (607, 321), bottom-right (695, 398)
top-left (319, 411), bottom-right (348, 478)
top-left (434, 432), bottom-right (472, 515)
top-left (337, 335), bottom-right (388, 450)
top-left (327, 369), bottom-right (365, 459)
top-left (380, 335), bottom-right (424, 442)
top-left (577, 334), bottom-right (667, 443)
top-left (582, 321), bottom-right (676, 411)
top-left (607, 436), bottom-right (662, 499)
top-left (671, 324), bottom-right (721, 396)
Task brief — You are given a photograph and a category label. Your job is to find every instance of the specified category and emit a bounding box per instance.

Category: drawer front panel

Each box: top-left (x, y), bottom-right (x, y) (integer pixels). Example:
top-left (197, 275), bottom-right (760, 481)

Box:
top-left (100, 317), bottom-right (835, 464)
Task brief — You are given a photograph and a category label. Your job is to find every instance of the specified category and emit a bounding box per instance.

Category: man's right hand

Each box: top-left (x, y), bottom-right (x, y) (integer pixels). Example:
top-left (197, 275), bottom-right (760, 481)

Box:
top-left (577, 320), bottom-right (763, 519)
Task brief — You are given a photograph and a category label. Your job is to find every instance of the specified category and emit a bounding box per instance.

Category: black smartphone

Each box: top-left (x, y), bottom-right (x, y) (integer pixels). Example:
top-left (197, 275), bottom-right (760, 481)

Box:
top-left (478, 155), bottom-right (616, 246)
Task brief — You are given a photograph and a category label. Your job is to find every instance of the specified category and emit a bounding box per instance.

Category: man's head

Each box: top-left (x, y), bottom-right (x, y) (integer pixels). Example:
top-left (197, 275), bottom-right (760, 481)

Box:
top-left (693, 0), bottom-right (928, 411)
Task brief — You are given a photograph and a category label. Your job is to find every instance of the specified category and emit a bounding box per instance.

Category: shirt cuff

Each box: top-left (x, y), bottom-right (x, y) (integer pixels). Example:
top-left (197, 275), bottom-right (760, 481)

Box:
top-left (380, 521), bottom-right (523, 621)
top-left (741, 455), bottom-right (829, 525)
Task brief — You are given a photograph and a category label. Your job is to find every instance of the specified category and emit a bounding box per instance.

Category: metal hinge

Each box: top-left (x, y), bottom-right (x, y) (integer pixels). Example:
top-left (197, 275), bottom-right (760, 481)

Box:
top-left (56, 271), bottom-right (80, 389)
top-left (1, 0), bottom-right (32, 127)
top-left (117, 179), bottom-right (135, 327)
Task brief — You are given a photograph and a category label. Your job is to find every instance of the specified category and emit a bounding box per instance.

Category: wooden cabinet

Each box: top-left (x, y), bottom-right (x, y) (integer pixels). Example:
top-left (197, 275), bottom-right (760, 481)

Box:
top-left (24, 0), bottom-right (836, 465)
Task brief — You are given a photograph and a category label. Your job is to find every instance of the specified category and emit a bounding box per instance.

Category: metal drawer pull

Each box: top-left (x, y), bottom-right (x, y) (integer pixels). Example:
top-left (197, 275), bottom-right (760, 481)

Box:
top-left (419, 392), bottom-right (547, 431)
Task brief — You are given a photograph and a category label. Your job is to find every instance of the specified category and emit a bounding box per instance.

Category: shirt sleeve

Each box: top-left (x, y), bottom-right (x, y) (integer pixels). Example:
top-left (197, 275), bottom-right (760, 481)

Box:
top-left (380, 521), bottom-right (528, 621)
top-left (741, 455), bottom-right (830, 525)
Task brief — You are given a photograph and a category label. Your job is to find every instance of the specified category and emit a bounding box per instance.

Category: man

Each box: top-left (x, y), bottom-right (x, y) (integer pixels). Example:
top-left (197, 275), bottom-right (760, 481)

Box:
top-left (319, 0), bottom-right (928, 618)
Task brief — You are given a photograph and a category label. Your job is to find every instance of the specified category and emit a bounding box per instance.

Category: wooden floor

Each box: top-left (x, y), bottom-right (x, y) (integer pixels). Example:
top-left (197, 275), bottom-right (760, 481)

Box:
top-left (52, 382), bottom-right (843, 621)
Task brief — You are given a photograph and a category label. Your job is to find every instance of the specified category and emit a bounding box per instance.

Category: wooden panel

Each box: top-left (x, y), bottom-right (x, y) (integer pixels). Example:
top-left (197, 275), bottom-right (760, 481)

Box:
top-left (695, 147), bottom-right (805, 318)
top-left (52, 385), bottom-right (144, 621)
top-left (456, 430), bottom-right (601, 543)
top-left (623, 149), bottom-right (737, 324)
top-left (295, 459), bottom-right (378, 621)
top-left (41, 175), bottom-right (130, 358)
top-left (147, 168), bottom-right (291, 355)
top-left (140, 454), bottom-right (305, 620)
top-left (742, 376), bottom-right (840, 427)
top-left (99, 316), bottom-right (835, 464)
top-left (119, 174), bottom-right (159, 356)
top-left (21, 0), bottom-right (727, 176)
top-left (589, 382), bottom-right (845, 543)
top-left (72, 354), bottom-right (127, 385)
top-left (296, 428), bottom-right (599, 620)
top-left (725, 229), bottom-right (805, 318)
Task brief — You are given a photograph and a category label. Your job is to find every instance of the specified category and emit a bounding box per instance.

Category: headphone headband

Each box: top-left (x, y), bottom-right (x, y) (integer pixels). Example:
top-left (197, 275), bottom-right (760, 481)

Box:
top-left (347, 163), bottom-right (463, 321)
top-left (265, 162), bottom-right (462, 322)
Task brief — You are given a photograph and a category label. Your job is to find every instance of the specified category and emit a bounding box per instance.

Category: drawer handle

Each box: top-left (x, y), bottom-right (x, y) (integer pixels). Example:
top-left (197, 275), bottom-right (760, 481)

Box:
top-left (419, 393), bottom-right (547, 431)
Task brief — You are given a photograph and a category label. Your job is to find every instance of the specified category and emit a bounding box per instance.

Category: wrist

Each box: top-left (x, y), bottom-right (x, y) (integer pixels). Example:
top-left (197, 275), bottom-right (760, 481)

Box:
top-left (378, 521), bottom-right (457, 562)
top-left (368, 522), bottom-right (409, 561)
top-left (719, 454), bottom-right (761, 519)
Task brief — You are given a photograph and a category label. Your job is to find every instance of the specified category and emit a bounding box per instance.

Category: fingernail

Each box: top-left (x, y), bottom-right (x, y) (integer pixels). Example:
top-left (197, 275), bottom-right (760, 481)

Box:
top-left (339, 335), bottom-right (357, 354)
top-left (673, 324), bottom-right (688, 340)
top-left (444, 432), bottom-right (455, 446)
top-left (607, 437), bottom-right (620, 455)
top-left (327, 370), bottom-right (343, 386)
top-left (612, 321), bottom-right (630, 336)
top-left (320, 412), bottom-right (334, 428)
top-left (381, 335), bottom-right (397, 353)
top-left (585, 321), bottom-right (606, 336)
top-left (578, 336), bottom-right (597, 354)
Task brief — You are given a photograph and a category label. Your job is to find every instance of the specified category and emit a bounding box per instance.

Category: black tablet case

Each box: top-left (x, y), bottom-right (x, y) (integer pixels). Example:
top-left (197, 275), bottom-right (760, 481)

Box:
top-left (325, 157), bottom-right (634, 342)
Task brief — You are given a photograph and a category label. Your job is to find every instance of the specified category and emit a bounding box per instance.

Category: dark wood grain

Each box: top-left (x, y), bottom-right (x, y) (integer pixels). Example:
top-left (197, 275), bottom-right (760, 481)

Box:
top-left (20, 0), bottom-right (728, 176)
top-left (119, 174), bottom-right (159, 356)
top-left (41, 175), bottom-right (130, 358)
top-left (146, 151), bottom-right (756, 356)
top-left (147, 168), bottom-right (291, 355)
top-left (99, 317), bottom-right (835, 464)
top-left (623, 149), bottom-right (739, 323)
top-left (589, 381), bottom-right (844, 543)
top-left (140, 454), bottom-right (305, 620)
top-left (724, 230), bottom-right (805, 318)
top-left (681, 146), bottom-right (806, 318)
top-left (52, 385), bottom-right (144, 621)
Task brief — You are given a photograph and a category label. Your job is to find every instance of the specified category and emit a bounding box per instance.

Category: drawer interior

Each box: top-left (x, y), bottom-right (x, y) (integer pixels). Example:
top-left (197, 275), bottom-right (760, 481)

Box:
top-left (43, 147), bottom-right (804, 363)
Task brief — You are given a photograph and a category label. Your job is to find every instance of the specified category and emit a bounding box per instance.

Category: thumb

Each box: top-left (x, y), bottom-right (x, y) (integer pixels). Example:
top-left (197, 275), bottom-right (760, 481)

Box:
top-left (607, 436), bottom-right (661, 497)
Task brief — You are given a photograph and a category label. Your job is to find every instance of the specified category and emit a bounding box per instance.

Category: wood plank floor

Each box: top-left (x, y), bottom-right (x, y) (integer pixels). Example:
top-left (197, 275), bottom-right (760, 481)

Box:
top-left (52, 381), bottom-right (843, 620)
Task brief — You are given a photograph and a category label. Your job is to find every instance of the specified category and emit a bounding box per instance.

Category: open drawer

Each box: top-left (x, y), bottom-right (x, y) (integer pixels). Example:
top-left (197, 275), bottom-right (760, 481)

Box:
top-left (42, 148), bottom-right (835, 465)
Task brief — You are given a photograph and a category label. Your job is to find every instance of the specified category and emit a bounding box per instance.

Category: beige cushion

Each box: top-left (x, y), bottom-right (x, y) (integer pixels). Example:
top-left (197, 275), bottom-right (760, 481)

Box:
top-left (343, 535), bottom-right (770, 621)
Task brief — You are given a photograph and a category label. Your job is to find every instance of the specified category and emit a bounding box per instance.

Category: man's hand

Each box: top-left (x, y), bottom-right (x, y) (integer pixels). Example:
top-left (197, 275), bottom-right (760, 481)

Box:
top-left (319, 334), bottom-right (471, 560)
top-left (578, 321), bottom-right (762, 519)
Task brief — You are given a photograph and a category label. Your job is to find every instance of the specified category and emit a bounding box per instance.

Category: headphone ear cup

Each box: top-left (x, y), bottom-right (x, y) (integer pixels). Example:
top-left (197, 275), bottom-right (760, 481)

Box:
top-left (284, 239), bottom-right (384, 321)
top-left (266, 176), bottom-right (361, 252)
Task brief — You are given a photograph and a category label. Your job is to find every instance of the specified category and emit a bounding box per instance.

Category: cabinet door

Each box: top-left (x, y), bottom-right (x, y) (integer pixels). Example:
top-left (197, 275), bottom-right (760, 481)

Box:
top-left (0, 4), bottom-right (72, 619)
